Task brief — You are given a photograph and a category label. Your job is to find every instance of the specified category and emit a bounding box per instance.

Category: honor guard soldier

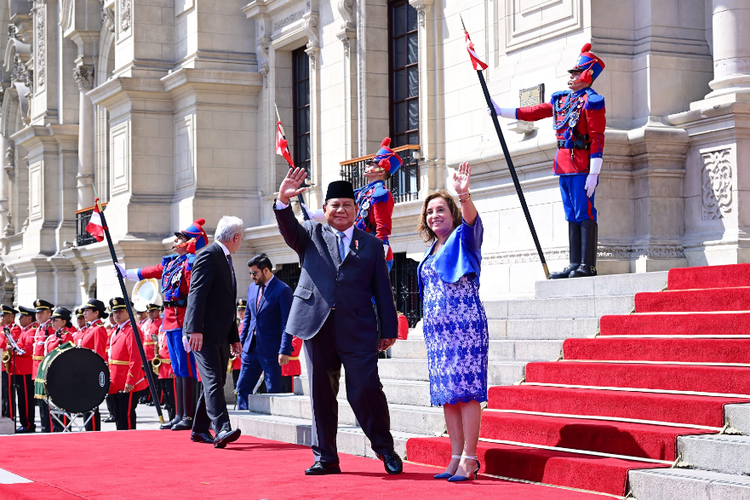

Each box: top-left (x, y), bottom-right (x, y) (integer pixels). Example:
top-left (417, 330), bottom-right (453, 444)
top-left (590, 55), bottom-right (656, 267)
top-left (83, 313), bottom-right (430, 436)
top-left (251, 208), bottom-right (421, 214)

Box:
top-left (0, 304), bottom-right (18, 423)
top-left (153, 306), bottom-right (176, 424)
top-left (102, 314), bottom-right (118, 423)
top-left (31, 300), bottom-right (55, 432)
top-left (140, 303), bottom-right (161, 407)
top-left (13, 306), bottom-right (37, 432)
top-left (281, 336), bottom-right (303, 393)
top-left (492, 43), bottom-right (606, 279)
top-left (117, 218), bottom-right (208, 430)
top-left (107, 297), bottom-right (148, 430)
top-left (230, 300), bottom-right (247, 388)
top-left (355, 138), bottom-right (402, 272)
top-left (75, 307), bottom-right (86, 332)
top-left (76, 299), bottom-right (110, 431)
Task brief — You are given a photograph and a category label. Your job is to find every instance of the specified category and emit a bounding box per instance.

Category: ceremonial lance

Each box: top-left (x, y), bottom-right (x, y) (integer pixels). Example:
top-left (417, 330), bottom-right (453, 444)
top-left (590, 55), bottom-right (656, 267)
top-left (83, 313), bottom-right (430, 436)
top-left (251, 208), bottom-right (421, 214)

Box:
top-left (275, 104), bottom-right (310, 221)
top-left (86, 195), bottom-right (166, 424)
top-left (461, 16), bottom-right (549, 279)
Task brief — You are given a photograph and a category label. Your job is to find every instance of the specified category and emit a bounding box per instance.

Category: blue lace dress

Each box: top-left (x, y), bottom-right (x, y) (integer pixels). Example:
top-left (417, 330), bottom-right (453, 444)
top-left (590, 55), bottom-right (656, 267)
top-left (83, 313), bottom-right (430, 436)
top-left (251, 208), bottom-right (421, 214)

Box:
top-left (420, 254), bottom-right (489, 406)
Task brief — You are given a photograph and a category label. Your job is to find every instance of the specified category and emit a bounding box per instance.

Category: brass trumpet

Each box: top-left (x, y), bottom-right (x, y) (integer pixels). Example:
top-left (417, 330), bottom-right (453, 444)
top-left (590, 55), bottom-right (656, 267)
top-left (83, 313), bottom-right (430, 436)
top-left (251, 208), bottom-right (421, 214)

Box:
top-left (227, 355), bottom-right (237, 374)
top-left (2, 350), bottom-right (9, 371)
top-left (151, 355), bottom-right (162, 376)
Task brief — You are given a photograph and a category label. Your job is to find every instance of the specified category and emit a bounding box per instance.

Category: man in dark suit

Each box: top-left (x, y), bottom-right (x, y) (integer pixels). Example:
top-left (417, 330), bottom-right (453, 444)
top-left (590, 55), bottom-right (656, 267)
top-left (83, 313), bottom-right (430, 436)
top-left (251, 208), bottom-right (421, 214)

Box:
top-left (236, 253), bottom-right (294, 408)
top-left (184, 215), bottom-right (244, 449)
top-left (274, 168), bottom-right (402, 476)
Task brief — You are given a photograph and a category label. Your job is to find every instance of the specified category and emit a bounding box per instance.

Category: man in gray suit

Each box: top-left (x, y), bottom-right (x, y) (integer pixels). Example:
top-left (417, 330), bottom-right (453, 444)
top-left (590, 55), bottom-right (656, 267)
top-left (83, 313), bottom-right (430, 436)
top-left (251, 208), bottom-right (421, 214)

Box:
top-left (274, 167), bottom-right (401, 476)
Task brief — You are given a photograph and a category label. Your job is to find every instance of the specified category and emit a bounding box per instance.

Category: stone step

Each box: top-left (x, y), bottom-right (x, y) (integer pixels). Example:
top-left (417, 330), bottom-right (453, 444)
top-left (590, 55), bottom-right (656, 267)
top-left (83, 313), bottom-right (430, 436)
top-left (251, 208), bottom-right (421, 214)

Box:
top-left (483, 295), bottom-right (634, 320)
top-left (724, 403), bottom-right (750, 435)
top-left (678, 434), bottom-right (750, 476)
top-left (228, 411), bottom-right (418, 460)
top-left (389, 339), bottom-right (564, 361)
top-left (244, 393), bottom-right (445, 436)
top-left (410, 318), bottom-right (599, 342)
top-left (629, 467), bottom-right (750, 500)
top-left (297, 376), bottom-right (433, 407)
top-left (534, 271), bottom-right (669, 300)
top-left (374, 358), bottom-right (526, 385)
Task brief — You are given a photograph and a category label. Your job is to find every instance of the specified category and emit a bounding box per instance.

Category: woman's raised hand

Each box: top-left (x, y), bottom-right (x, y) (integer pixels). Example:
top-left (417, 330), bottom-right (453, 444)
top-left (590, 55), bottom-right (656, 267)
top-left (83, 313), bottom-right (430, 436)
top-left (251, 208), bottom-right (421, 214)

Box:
top-left (452, 161), bottom-right (471, 195)
top-left (278, 167), bottom-right (308, 204)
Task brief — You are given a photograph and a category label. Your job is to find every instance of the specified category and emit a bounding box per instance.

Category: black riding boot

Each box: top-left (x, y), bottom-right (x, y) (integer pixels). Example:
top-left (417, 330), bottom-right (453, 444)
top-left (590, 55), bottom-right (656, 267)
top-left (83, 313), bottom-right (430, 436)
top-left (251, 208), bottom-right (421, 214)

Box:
top-left (172, 377), bottom-right (194, 430)
top-left (570, 219), bottom-right (598, 278)
top-left (549, 222), bottom-right (582, 279)
top-left (162, 378), bottom-right (183, 429)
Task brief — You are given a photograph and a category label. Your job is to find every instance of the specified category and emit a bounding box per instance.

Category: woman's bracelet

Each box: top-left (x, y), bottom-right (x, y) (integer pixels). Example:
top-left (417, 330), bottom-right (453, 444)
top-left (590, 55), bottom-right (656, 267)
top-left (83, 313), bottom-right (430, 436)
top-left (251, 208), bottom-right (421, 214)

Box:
top-left (459, 193), bottom-right (472, 203)
top-left (456, 191), bottom-right (469, 196)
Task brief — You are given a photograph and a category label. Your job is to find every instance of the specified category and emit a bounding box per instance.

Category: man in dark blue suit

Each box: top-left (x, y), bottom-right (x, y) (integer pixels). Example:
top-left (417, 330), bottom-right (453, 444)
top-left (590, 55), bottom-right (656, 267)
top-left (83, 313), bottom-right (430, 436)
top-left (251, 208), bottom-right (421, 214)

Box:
top-left (236, 253), bottom-right (293, 408)
top-left (274, 169), bottom-right (402, 476)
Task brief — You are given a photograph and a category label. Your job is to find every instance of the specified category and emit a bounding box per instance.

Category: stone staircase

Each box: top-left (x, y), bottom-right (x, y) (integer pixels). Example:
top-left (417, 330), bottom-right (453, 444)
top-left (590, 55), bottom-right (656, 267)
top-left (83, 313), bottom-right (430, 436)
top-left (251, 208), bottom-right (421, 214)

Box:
top-left (229, 270), bottom-right (750, 499)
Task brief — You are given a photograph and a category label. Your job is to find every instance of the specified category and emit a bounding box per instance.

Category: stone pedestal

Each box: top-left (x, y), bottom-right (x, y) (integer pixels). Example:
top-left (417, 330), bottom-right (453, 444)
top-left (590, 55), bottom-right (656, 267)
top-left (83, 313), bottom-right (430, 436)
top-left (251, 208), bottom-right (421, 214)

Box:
top-left (706, 0), bottom-right (750, 99)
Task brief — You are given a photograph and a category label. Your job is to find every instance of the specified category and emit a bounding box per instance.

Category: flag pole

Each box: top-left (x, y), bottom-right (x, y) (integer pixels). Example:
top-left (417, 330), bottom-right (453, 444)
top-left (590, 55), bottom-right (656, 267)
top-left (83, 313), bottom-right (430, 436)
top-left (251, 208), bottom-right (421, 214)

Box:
top-left (275, 104), bottom-right (310, 221)
top-left (460, 16), bottom-right (549, 279)
top-left (90, 190), bottom-right (165, 424)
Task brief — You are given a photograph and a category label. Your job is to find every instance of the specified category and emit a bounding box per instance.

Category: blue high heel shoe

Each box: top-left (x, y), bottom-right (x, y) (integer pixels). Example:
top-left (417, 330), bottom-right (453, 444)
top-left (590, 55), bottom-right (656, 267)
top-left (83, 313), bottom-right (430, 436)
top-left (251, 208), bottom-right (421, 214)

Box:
top-left (434, 455), bottom-right (462, 479)
top-left (448, 455), bottom-right (481, 482)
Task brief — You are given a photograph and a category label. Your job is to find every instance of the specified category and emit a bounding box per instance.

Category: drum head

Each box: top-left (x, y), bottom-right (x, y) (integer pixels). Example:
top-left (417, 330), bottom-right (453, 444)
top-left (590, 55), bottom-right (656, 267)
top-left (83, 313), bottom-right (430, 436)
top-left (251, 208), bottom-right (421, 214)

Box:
top-left (46, 348), bottom-right (110, 413)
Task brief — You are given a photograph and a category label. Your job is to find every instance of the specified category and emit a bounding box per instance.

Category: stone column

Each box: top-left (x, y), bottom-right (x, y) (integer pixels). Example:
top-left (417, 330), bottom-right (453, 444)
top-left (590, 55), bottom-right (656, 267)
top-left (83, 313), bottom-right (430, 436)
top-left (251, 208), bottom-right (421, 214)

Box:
top-left (74, 64), bottom-right (95, 209)
top-left (707, 0), bottom-right (750, 98)
top-left (0, 130), bottom-right (7, 232)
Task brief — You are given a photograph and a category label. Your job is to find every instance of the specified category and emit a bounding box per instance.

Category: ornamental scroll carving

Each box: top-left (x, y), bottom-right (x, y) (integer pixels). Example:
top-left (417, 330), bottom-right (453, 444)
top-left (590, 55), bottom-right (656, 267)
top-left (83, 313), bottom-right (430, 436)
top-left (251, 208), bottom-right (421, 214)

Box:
top-left (73, 65), bottom-right (95, 91)
top-left (701, 148), bottom-right (733, 220)
top-left (120, 0), bottom-right (132, 33)
top-left (35, 0), bottom-right (46, 89)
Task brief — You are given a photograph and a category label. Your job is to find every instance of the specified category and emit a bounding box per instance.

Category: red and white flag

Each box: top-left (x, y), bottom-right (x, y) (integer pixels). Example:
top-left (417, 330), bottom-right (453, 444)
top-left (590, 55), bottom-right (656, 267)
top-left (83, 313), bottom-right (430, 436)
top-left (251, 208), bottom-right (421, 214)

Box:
top-left (275, 121), bottom-right (295, 168)
top-left (85, 200), bottom-right (106, 242)
top-left (465, 31), bottom-right (487, 71)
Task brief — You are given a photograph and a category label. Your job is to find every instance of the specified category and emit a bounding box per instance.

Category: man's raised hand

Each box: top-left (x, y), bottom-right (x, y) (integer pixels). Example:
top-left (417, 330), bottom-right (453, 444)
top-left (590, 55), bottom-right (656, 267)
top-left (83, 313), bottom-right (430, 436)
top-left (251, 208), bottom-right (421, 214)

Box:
top-left (278, 167), bottom-right (308, 205)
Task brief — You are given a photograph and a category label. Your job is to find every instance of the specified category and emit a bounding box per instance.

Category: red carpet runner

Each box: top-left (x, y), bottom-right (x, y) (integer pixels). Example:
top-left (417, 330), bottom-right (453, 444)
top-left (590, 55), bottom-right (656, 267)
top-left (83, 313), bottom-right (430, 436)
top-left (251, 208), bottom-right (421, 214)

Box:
top-left (407, 263), bottom-right (750, 496)
top-left (0, 431), bottom-right (604, 500)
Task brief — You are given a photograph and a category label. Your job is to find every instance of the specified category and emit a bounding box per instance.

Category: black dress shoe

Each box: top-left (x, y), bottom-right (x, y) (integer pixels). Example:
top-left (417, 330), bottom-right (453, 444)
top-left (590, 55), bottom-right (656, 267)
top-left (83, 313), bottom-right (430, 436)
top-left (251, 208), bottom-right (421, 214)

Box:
top-left (103, 415), bottom-right (116, 423)
top-left (190, 431), bottom-right (214, 444)
top-left (377, 452), bottom-right (403, 475)
top-left (171, 417), bottom-right (193, 431)
top-left (569, 263), bottom-right (597, 278)
top-left (15, 425), bottom-right (35, 433)
top-left (213, 428), bottom-right (241, 448)
top-left (305, 461), bottom-right (342, 475)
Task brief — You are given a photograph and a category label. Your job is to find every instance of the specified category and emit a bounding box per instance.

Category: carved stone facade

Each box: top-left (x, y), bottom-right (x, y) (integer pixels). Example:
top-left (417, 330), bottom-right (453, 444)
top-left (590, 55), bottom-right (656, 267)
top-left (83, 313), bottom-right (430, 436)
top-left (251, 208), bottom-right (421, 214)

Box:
top-left (0, 0), bottom-right (746, 306)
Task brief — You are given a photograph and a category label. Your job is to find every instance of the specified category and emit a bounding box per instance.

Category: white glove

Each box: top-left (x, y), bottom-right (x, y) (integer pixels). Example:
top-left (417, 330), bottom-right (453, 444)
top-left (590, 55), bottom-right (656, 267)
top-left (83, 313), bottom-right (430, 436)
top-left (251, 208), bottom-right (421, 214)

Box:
top-left (301, 203), bottom-right (326, 222)
top-left (487, 98), bottom-right (517, 119)
top-left (182, 334), bottom-right (192, 353)
top-left (114, 262), bottom-right (126, 279)
top-left (383, 244), bottom-right (389, 258)
top-left (585, 157), bottom-right (603, 198)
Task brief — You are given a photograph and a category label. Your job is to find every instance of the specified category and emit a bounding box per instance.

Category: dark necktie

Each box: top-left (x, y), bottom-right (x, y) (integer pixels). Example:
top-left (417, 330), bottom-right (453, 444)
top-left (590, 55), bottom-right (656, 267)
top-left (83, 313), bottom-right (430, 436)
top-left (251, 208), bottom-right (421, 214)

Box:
top-left (226, 253), bottom-right (236, 289)
top-left (256, 284), bottom-right (265, 310)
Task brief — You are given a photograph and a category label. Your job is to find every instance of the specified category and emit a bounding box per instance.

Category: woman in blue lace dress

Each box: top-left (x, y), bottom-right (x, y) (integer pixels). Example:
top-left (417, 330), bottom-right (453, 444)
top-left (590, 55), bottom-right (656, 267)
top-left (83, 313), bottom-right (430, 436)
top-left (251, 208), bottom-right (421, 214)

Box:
top-left (418, 161), bottom-right (488, 482)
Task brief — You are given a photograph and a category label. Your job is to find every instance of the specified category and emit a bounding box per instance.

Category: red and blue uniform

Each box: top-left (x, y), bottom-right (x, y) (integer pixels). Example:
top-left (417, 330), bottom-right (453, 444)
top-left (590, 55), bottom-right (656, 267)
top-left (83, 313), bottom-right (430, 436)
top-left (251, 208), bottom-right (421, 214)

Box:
top-left (354, 180), bottom-right (395, 267)
top-left (516, 87), bottom-right (606, 223)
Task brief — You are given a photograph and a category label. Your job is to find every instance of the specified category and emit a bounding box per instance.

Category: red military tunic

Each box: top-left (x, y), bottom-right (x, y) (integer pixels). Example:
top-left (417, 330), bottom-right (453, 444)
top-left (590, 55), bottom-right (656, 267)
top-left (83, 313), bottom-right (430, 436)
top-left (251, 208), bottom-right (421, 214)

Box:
top-left (13, 323), bottom-right (36, 376)
top-left (156, 328), bottom-right (173, 379)
top-left (139, 319), bottom-right (156, 362)
top-left (44, 328), bottom-right (73, 355)
top-left (281, 336), bottom-right (303, 377)
top-left (0, 333), bottom-right (5, 374)
top-left (108, 320), bottom-right (148, 394)
top-left (31, 321), bottom-right (55, 378)
top-left (74, 319), bottom-right (108, 360)
top-left (516, 89), bottom-right (606, 176)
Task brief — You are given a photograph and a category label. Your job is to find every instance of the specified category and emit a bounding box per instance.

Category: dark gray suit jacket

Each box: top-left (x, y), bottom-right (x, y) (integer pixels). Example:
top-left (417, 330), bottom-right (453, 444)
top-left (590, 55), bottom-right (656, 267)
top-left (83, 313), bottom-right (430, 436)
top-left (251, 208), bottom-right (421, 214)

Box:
top-left (274, 204), bottom-right (397, 352)
top-left (184, 242), bottom-right (240, 345)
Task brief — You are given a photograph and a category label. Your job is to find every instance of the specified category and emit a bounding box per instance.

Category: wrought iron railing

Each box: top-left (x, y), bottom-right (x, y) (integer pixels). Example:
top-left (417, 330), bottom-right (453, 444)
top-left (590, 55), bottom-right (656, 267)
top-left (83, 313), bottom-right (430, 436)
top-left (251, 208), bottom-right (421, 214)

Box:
top-left (339, 144), bottom-right (420, 204)
top-left (390, 253), bottom-right (422, 327)
top-left (75, 203), bottom-right (107, 246)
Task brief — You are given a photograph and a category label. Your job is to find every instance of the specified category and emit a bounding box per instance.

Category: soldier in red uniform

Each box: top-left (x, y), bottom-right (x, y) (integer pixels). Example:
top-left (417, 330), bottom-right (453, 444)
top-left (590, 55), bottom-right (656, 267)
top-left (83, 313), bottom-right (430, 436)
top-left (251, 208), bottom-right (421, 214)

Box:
top-left (1, 304), bottom-right (17, 423)
top-left (13, 306), bottom-right (37, 432)
top-left (103, 315), bottom-right (118, 423)
top-left (117, 219), bottom-right (208, 430)
top-left (230, 300), bottom-right (246, 389)
top-left (30, 300), bottom-right (55, 432)
top-left (151, 305), bottom-right (176, 426)
top-left (74, 307), bottom-right (86, 333)
top-left (280, 336), bottom-right (303, 393)
top-left (492, 43), bottom-right (606, 279)
top-left (76, 299), bottom-right (110, 431)
top-left (107, 297), bottom-right (148, 430)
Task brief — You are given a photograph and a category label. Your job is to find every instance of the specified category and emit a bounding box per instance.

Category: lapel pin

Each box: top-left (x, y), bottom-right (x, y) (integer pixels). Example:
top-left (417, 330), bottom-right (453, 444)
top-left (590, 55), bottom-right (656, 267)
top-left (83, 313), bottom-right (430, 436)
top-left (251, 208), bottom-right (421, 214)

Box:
top-left (355, 240), bottom-right (359, 251)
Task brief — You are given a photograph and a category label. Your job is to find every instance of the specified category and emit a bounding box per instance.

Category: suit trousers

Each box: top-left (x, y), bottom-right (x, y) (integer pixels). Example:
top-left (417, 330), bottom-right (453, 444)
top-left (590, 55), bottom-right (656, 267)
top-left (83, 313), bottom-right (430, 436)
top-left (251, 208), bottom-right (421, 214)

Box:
top-left (12, 374), bottom-right (34, 429)
top-left (235, 345), bottom-right (282, 409)
top-left (304, 310), bottom-right (394, 463)
top-left (192, 340), bottom-right (231, 434)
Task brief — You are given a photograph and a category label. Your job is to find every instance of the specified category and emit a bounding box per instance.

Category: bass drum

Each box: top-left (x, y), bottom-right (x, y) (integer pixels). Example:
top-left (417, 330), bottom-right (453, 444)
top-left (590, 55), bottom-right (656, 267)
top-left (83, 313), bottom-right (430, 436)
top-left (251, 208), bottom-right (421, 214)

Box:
top-left (36, 343), bottom-right (110, 414)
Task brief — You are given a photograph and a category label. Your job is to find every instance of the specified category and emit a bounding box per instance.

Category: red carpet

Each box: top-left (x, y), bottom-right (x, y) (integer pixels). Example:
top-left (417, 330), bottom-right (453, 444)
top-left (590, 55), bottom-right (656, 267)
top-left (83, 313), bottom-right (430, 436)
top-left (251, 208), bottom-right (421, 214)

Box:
top-left (564, 338), bottom-right (750, 363)
top-left (0, 431), bottom-right (606, 500)
top-left (634, 286), bottom-right (750, 313)
top-left (407, 263), bottom-right (750, 496)
top-left (667, 263), bottom-right (750, 290)
top-left (599, 312), bottom-right (750, 336)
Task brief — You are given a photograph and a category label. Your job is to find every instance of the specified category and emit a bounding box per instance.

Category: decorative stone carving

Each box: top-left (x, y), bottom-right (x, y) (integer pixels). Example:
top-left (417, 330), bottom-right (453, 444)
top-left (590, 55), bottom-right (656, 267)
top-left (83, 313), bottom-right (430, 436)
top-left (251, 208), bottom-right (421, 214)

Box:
top-left (8, 24), bottom-right (21, 41)
top-left (11, 54), bottom-right (32, 90)
top-left (120, 0), bottom-right (131, 33)
top-left (35, 0), bottom-right (45, 89)
top-left (303, 13), bottom-right (319, 49)
top-left (273, 11), bottom-right (304, 32)
top-left (5, 147), bottom-right (14, 181)
top-left (701, 148), bottom-right (733, 220)
top-left (102, 6), bottom-right (115, 34)
top-left (409, 0), bottom-right (432, 28)
top-left (73, 64), bottom-right (95, 91)
top-left (338, 0), bottom-right (354, 29)
top-left (259, 64), bottom-right (269, 88)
